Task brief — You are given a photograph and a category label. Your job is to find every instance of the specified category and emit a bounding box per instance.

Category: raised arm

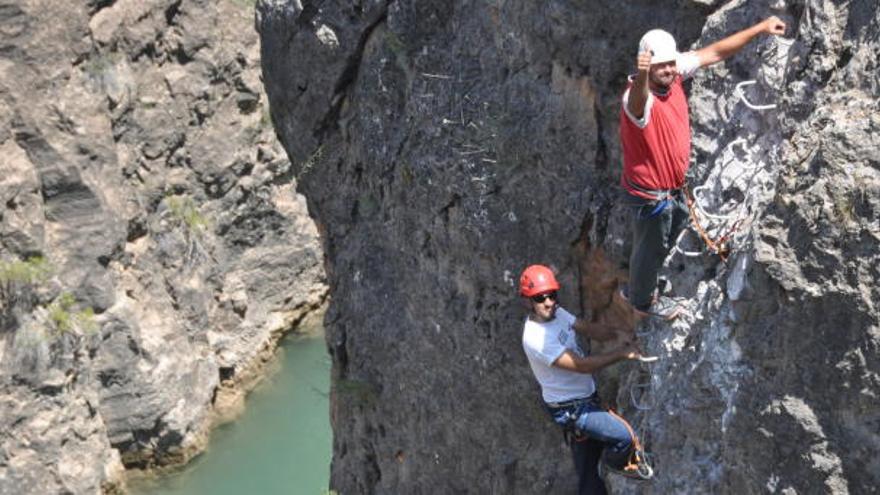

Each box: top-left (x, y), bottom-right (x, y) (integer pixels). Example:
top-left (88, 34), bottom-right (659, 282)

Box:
top-left (626, 50), bottom-right (653, 119)
top-left (695, 16), bottom-right (787, 68)
top-left (553, 343), bottom-right (641, 374)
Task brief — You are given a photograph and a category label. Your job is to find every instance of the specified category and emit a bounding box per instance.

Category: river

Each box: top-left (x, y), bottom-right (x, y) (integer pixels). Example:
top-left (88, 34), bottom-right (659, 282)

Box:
top-left (131, 330), bottom-right (333, 495)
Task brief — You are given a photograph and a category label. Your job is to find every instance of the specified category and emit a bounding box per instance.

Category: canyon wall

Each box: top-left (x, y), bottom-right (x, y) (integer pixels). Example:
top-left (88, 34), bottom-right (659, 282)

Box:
top-left (259, 0), bottom-right (879, 493)
top-left (0, 1), bottom-right (325, 493)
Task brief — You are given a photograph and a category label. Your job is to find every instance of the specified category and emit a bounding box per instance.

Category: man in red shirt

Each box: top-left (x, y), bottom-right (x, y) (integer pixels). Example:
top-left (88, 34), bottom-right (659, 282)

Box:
top-left (620, 16), bottom-right (787, 318)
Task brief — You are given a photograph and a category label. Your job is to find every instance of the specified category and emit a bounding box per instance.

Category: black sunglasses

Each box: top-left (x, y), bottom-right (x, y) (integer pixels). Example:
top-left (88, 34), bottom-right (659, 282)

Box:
top-left (531, 292), bottom-right (558, 303)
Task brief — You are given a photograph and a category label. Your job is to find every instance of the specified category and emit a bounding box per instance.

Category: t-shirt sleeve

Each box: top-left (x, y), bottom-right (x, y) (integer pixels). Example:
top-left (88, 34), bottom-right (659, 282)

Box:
top-left (622, 86), bottom-right (654, 129)
top-left (522, 309), bottom-right (579, 367)
top-left (556, 308), bottom-right (577, 327)
top-left (677, 51), bottom-right (700, 80)
top-left (523, 325), bottom-right (565, 367)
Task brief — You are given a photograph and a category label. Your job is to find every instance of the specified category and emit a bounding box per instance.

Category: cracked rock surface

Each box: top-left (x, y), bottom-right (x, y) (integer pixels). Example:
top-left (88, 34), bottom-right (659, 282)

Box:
top-left (260, 0), bottom-right (879, 493)
top-left (1, 1), bottom-right (325, 493)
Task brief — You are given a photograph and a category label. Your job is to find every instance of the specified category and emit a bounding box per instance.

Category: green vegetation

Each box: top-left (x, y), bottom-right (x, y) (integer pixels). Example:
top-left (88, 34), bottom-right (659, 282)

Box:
top-left (244, 105), bottom-right (273, 138)
top-left (400, 163), bottom-right (414, 185)
top-left (260, 106), bottom-right (272, 129)
top-left (830, 188), bottom-right (859, 226)
top-left (297, 145), bottom-right (324, 180)
top-left (0, 257), bottom-right (98, 338)
top-left (384, 28), bottom-right (415, 81)
top-left (47, 292), bottom-right (98, 335)
top-left (0, 256), bottom-right (52, 287)
top-left (355, 193), bottom-right (381, 220)
top-left (384, 29), bottom-right (407, 58)
top-left (164, 194), bottom-right (212, 266)
top-left (82, 52), bottom-right (124, 93)
top-left (0, 256), bottom-right (53, 307)
top-left (166, 195), bottom-right (209, 235)
top-left (83, 53), bottom-right (114, 81)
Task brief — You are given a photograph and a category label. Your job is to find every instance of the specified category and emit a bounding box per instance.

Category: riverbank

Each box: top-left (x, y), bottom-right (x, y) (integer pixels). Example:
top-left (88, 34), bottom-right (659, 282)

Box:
top-left (129, 324), bottom-right (332, 495)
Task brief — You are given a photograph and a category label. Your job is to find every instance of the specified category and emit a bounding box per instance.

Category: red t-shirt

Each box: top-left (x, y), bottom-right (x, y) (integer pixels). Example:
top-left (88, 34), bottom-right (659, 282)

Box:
top-left (619, 75), bottom-right (691, 199)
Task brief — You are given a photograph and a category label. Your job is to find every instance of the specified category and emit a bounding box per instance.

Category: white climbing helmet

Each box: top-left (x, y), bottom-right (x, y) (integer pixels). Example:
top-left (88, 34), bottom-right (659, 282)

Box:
top-left (638, 29), bottom-right (678, 65)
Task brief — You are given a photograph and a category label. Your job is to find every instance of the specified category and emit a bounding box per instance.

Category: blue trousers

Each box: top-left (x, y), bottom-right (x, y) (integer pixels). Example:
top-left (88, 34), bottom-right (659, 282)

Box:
top-left (546, 396), bottom-right (633, 494)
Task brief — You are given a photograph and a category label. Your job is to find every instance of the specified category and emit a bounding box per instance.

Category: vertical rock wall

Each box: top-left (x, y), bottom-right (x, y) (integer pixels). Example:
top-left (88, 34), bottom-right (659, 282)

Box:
top-left (260, 0), bottom-right (879, 494)
top-left (0, 1), bottom-right (325, 493)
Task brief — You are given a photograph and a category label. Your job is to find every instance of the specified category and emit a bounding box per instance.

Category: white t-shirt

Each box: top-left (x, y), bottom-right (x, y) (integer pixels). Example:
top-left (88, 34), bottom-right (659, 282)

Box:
top-left (522, 307), bottom-right (596, 403)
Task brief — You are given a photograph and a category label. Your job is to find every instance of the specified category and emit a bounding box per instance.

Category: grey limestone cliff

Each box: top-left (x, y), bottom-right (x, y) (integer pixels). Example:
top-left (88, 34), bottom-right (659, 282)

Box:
top-left (259, 0), bottom-right (879, 493)
top-left (1, 1), bottom-right (325, 493)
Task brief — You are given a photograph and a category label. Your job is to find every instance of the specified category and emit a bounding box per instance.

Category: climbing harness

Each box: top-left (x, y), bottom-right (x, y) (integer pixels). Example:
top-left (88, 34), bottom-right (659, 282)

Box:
top-left (646, 198), bottom-right (672, 219)
top-left (546, 396), bottom-right (595, 446)
top-left (625, 177), bottom-right (679, 220)
top-left (548, 395), bottom-right (654, 480)
top-left (607, 408), bottom-right (655, 480)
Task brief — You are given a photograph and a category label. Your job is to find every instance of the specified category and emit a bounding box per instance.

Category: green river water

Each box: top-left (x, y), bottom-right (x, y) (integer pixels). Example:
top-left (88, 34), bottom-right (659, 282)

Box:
top-left (131, 331), bottom-right (333, 495)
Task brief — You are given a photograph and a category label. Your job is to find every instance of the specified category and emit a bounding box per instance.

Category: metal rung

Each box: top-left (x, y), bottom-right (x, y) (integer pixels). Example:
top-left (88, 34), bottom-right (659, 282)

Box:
top-left (692, 185), bottom-right (740, 221)
top-left (672, 228), bottom-right (703, 257)
top-left (735, 80), bottom-right (777, 110)
top-left (630, 382), bottom-right (654, 411)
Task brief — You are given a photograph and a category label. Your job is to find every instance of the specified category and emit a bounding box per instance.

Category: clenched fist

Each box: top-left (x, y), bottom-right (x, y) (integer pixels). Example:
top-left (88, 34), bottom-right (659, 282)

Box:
top-left (762, 16), bottom-right (787, 36)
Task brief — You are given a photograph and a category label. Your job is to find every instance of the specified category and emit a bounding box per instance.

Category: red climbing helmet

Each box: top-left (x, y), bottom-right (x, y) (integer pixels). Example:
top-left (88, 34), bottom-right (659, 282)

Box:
top-left (519, 265), bottom-right (560, 297)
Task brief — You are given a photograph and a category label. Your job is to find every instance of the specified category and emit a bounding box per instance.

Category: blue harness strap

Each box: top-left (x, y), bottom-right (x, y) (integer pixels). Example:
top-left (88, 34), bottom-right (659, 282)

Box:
top-left (626, 177), bottom-right (680, 219)
top-left (646, 198), bottom-right (670, 218)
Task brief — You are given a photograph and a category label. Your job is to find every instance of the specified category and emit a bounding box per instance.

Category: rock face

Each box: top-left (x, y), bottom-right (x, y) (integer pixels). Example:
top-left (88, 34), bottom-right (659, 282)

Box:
top-left (0, 1), bottom-right (325, 493)
top-left (259, 0), bottom-right (879, 493)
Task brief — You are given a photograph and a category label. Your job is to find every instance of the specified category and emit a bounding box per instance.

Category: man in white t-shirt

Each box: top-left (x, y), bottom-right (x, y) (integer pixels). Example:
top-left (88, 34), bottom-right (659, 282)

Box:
top-left (519, 265), bottom-right (646, 494)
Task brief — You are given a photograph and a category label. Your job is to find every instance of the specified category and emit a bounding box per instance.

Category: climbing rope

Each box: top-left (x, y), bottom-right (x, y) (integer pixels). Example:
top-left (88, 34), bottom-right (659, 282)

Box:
top-left (682, 183), bottom-right (747, 262)
top-left (608, 408), bottom-right (655, 479)
top-left (617, 357), bottom-right (657, 478)
top-left (629, 360), bottom-right (656, 411)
